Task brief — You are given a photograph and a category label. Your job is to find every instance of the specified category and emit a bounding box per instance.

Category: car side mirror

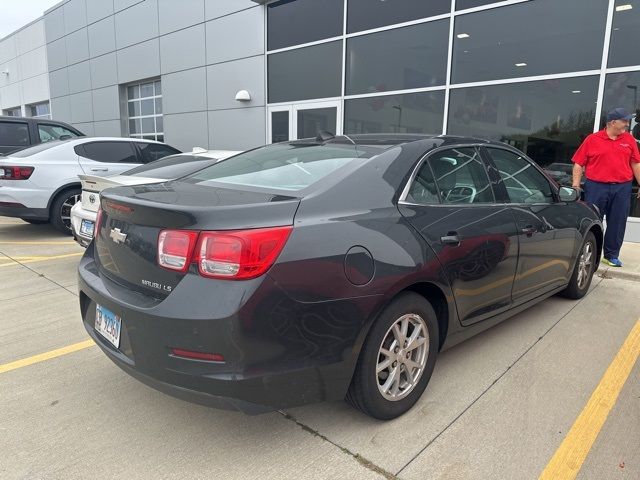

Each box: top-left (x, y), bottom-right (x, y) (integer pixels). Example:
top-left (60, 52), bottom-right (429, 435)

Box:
top-left (558, 186), bottom-right (579, 202)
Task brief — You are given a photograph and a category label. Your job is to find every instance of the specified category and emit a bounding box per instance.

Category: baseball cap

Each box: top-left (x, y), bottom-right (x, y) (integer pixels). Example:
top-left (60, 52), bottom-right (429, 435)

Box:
top-left (606, 107), bottom-right (634, 122)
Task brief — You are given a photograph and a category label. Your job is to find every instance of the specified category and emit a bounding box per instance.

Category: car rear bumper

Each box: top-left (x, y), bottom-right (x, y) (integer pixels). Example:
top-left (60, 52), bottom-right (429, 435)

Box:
top-left (78, 247), bottom-right (377, 412)
top-left (71, 202), bottom-right (96, 247)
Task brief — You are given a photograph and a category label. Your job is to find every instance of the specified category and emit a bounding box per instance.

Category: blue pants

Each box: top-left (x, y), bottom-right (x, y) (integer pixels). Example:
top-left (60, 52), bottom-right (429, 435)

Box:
top-left (584, 179), bottom-right (632, 259)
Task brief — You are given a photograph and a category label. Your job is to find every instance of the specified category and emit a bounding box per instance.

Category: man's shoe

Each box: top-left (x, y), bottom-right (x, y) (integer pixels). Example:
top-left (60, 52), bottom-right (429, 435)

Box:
top-left (603, 257), bottom-right (623, 267)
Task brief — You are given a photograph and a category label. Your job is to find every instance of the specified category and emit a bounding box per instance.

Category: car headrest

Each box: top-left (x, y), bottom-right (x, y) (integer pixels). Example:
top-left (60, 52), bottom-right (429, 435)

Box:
top-left (431, 157), bottom-right (457, 191)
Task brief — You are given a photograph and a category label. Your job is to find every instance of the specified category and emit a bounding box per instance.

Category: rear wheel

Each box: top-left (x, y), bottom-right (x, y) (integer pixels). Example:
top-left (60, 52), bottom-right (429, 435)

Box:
top-left (346, 292), bottom-right (439, 420)
top-left (50, 189), bottom-right (80, 235)
top-left (561, 231), bottom-right (597, 299)
top-left (21, 218), bottom-right (48, 225)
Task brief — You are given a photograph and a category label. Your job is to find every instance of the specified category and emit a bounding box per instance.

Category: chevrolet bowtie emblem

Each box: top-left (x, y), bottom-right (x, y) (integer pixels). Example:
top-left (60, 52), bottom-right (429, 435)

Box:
top-left (109, 228), bottom-right (127, 244)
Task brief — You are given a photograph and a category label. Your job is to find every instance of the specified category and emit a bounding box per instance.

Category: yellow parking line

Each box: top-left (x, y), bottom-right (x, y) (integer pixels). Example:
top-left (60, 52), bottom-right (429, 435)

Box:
top-left (539, 318), bottom-right (640, 480)
top-left (0, 339), bottom-right (95, 374)
top-left (0, 252), bottom-right (83, 267)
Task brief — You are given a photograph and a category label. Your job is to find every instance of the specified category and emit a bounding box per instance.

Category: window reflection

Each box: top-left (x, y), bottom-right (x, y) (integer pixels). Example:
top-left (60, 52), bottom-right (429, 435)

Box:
top-left (452, 0), bottom-right (608, 83)
top-left (348, 0), bottom-right (449, 33)
top-left (345, 91), bottom-right (445, 135)
top-left (447, 77), bottom-right (599, 168)
top-left (608, 1), bottom-right (640, 68)
top-left (346, 20), bottom-right (449, 95)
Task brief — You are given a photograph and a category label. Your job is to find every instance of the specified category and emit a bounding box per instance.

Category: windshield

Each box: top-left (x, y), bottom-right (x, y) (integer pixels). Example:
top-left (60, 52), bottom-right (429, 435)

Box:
top-left (185, 142), bottom-right (367, 191)
top-left (123, 155), bottom-right (214, 179)
top-left (9, 140), bottom-right (69, 157)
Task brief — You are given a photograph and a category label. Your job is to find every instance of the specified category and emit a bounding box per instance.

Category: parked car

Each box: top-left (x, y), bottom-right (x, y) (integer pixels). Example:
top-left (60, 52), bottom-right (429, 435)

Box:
top-left (78, 134), bottom-right (602, 420)
top-left (71, 149), bottom-right (241, 247)
top-left (0, 137), bottom-right (180, 233)
top-left (0, 115), bottom-right (84, 154)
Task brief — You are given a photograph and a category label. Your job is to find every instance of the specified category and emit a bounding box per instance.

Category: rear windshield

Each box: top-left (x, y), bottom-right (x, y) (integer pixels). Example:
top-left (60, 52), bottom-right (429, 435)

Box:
top-left (9, 140), bottom-right (68, 157)
top-left (123, 155), bottom-right (214, 179)
top-left (186, 142), bottom-right (366, 191)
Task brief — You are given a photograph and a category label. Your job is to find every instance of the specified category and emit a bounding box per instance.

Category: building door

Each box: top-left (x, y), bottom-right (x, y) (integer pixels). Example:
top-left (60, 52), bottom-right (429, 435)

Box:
top-left (268, 100), bottom-right (341, 143)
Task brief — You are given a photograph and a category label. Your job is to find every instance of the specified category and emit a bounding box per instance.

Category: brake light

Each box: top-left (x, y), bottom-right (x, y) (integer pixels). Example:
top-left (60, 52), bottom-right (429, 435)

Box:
top-left (0, 166), bottom-right (34, 180)
top-left (158, 230), bottom-right (199, 272)
top-left (196, 226), bottom-right (292, 280)
top-left (95, 207), bottom-right (104, 237)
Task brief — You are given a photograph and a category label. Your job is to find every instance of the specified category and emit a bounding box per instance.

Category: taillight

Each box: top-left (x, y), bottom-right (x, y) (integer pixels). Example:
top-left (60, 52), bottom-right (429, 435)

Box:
top-left (95, 207), bottom-right (103, 237)
top-left (158, 230), bottom-right (199, 272)
top-left (0, 166), bottom-right (34, 180)
top-left (196, 226), bottom-right (292, 280)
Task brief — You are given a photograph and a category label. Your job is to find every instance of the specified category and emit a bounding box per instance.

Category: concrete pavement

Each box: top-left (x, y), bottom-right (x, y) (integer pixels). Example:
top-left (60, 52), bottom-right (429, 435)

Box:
top-left (1, 217), bottom-right (638, 480)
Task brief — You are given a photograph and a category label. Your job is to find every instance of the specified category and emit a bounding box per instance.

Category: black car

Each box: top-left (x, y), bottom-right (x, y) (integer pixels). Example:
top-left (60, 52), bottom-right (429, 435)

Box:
top-left (78, 134), bottom-right (602, 420)
top-left (0, 115), bottom-right (83, 154)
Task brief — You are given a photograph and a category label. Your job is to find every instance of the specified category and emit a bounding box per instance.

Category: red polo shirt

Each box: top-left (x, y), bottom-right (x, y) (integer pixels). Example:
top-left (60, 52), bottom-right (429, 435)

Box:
top-left (572, 129), bottom-right (640, 183)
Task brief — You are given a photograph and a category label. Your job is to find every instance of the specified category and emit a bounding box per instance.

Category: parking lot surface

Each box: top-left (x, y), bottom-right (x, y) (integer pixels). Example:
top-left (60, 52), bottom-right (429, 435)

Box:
top-left (1, 216), bottom-right (638, 480)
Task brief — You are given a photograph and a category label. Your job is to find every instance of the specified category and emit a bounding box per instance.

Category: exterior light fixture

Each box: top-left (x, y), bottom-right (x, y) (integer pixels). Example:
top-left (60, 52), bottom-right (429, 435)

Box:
top-left (235, 90), bottom-right (251, 102)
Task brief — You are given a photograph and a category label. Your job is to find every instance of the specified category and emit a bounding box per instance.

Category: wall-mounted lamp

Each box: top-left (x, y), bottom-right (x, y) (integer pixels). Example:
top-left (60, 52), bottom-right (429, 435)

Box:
top-left (235, 90), bottom-right (251, 102)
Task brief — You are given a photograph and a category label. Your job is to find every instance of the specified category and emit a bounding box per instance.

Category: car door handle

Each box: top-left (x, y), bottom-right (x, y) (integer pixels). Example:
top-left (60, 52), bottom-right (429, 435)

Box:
top-left (440, 232), bottom-right (461, 246)
top-left (90, 168), bottom-right (108, 172)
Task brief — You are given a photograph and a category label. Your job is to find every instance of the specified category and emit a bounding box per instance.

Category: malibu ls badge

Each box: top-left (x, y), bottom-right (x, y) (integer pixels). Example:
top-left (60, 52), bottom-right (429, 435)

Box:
top-left (109, 228), bottom-right (127, 244)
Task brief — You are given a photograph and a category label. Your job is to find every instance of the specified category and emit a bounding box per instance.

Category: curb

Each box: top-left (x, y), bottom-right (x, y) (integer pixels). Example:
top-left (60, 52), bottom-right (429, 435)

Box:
top-left (596, 266), bottom-right (640, 283)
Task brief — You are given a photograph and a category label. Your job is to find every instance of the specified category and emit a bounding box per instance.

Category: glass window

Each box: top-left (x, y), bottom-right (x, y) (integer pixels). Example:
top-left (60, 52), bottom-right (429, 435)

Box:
top-left (127, 79), bottom-right (163, 141)
top-left (456, 0), bottom-right (500, 10)
top-left (406, 161), bottom-right (440, 205)
top-left (271, 111), bottom-right (289, 143)
top-left (603, 71), bottom-right (640, 136)
top-left (267, 0), bottom-right (343, 51)
top-left (268, 41), bottom-right (342, 103)
top-left (0, 121), bottom-right (30, 146)
top-left (348, 0), bottom-right (449, 33)
top-left (3, 107), bottom-right (22, 117)
top-left (81, 141), bottom-right (138, 164)
top-left (452, 0), bottom-right (608, 83)
top-left (429, 147), bottom-right (494, 204)
top-left (346, 20), bottom-right (449, 95)
top-left (345, 91), bottom-right (445, 135)
top-left (486, 147), bottom-right (554, 204)
top-left (38, 124), bottom-right (79, 143)
top-left (297, 107), bottom-right (337, 139)
top-left (609, 1), bottom-right (640, 68)
top-left (447, 76), bottom-right (599, 168)
top-left (187, 143), bottom-right (369, 192)
top-left (28, 102), bottom-right (50, 119)
top-left (137, 142), bottom-right (180, 164)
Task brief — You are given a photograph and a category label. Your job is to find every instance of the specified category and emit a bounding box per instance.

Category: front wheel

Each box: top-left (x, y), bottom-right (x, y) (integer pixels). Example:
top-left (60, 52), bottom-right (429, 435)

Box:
top-left (50, 189), bottom-right (80, 235)
top-left (561, 231), bottom-right (597, 299)
top-left (346, 292), bottom-right (439, 420)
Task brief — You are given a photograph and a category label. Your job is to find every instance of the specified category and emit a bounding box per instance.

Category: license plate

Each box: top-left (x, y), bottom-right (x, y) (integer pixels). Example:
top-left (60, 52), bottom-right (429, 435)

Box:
top-left (80, 219), bottom-right (95, 237)
top-left (95, 304), bottom-right (121, 348)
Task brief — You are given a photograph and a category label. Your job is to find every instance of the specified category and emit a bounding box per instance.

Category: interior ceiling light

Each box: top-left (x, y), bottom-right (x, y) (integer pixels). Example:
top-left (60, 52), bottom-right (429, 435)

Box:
top-left (616, 4), bottom-right (633, 11)
top-left (572, 90), bottom-right (581, 94)
top-left (515, 63), bottom-right (527, 67)
top-left (456, 33), bottom-right (470, 38)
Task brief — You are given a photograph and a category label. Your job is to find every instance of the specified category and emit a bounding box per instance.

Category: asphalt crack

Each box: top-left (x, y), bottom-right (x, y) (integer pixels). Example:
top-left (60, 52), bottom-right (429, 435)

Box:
top-left (0, 251), bottom-right (78, 298)
top-left (278, 410), bottom-right (398, 480)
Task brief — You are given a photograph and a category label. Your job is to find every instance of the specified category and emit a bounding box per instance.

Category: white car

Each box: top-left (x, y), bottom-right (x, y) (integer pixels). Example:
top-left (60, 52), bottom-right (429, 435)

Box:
top-left (0, 137), bottom-right (180, 233)
top-left (70, 149), bottom-right (240, 247)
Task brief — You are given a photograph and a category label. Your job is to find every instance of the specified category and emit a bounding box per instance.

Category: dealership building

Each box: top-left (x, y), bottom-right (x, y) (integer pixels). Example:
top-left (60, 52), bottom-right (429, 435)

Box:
top-left (0, 0), bottom-right (639, 236)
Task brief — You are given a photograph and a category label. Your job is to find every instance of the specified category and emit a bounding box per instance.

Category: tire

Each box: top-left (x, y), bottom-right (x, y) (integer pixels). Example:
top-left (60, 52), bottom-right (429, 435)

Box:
top-left (346, 292), bottom-right (439, 420)
top-left (561, 231), bottom-right (597, 299)
top-left (50, 188), bottom-right (81, 235)
top-left (21, 219), bottom-right (48, 225)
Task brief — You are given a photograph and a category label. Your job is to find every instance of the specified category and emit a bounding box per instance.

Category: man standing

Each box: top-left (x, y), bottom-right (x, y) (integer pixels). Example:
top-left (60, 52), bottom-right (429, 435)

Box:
top-left (572, 107), bottom-right (640, 267)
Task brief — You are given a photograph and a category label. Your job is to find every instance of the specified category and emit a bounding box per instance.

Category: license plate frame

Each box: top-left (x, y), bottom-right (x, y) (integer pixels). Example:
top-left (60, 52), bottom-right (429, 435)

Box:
top-left (80, 219), bottom-right (95, 237)
top-left (95, 304), bottom-right (121, 348)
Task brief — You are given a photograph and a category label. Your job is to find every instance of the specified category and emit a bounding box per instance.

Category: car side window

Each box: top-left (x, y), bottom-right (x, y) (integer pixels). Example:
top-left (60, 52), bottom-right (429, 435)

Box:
top-left (428, 147), bottom-right (495, 204)
top-left (137, 143), bottom-right (180, 163)
top-left (0, 121), bottom-right (30, 146)
top-left (38, 124), bottom-right (79, 143)
top-left (407, 161), bottom-right (440, 204)
top-left (486, 148), bottom-right (554, 204)
top-left (80, 141), bottom-right (139, 163)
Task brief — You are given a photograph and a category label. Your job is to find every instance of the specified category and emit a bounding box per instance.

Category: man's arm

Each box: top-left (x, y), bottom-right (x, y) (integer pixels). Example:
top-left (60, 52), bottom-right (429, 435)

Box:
top-left (632, 162), bottom-right (640, 198)
top-left (572, 163), bottom-right (584, 189)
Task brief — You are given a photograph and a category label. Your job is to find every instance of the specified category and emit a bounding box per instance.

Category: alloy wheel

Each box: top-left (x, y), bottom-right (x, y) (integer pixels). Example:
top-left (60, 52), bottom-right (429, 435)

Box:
top-left (576, 241), bottom-right (593, 290)
top-left (376, 313), bottom-right (429, 401)
top-left (60, 194), bottom-right (80, 231)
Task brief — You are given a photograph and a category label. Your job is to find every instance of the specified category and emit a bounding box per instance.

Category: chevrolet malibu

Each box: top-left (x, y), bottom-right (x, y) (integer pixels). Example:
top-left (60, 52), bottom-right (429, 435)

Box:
top-left (78, 134), bottom-right (602, 420)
